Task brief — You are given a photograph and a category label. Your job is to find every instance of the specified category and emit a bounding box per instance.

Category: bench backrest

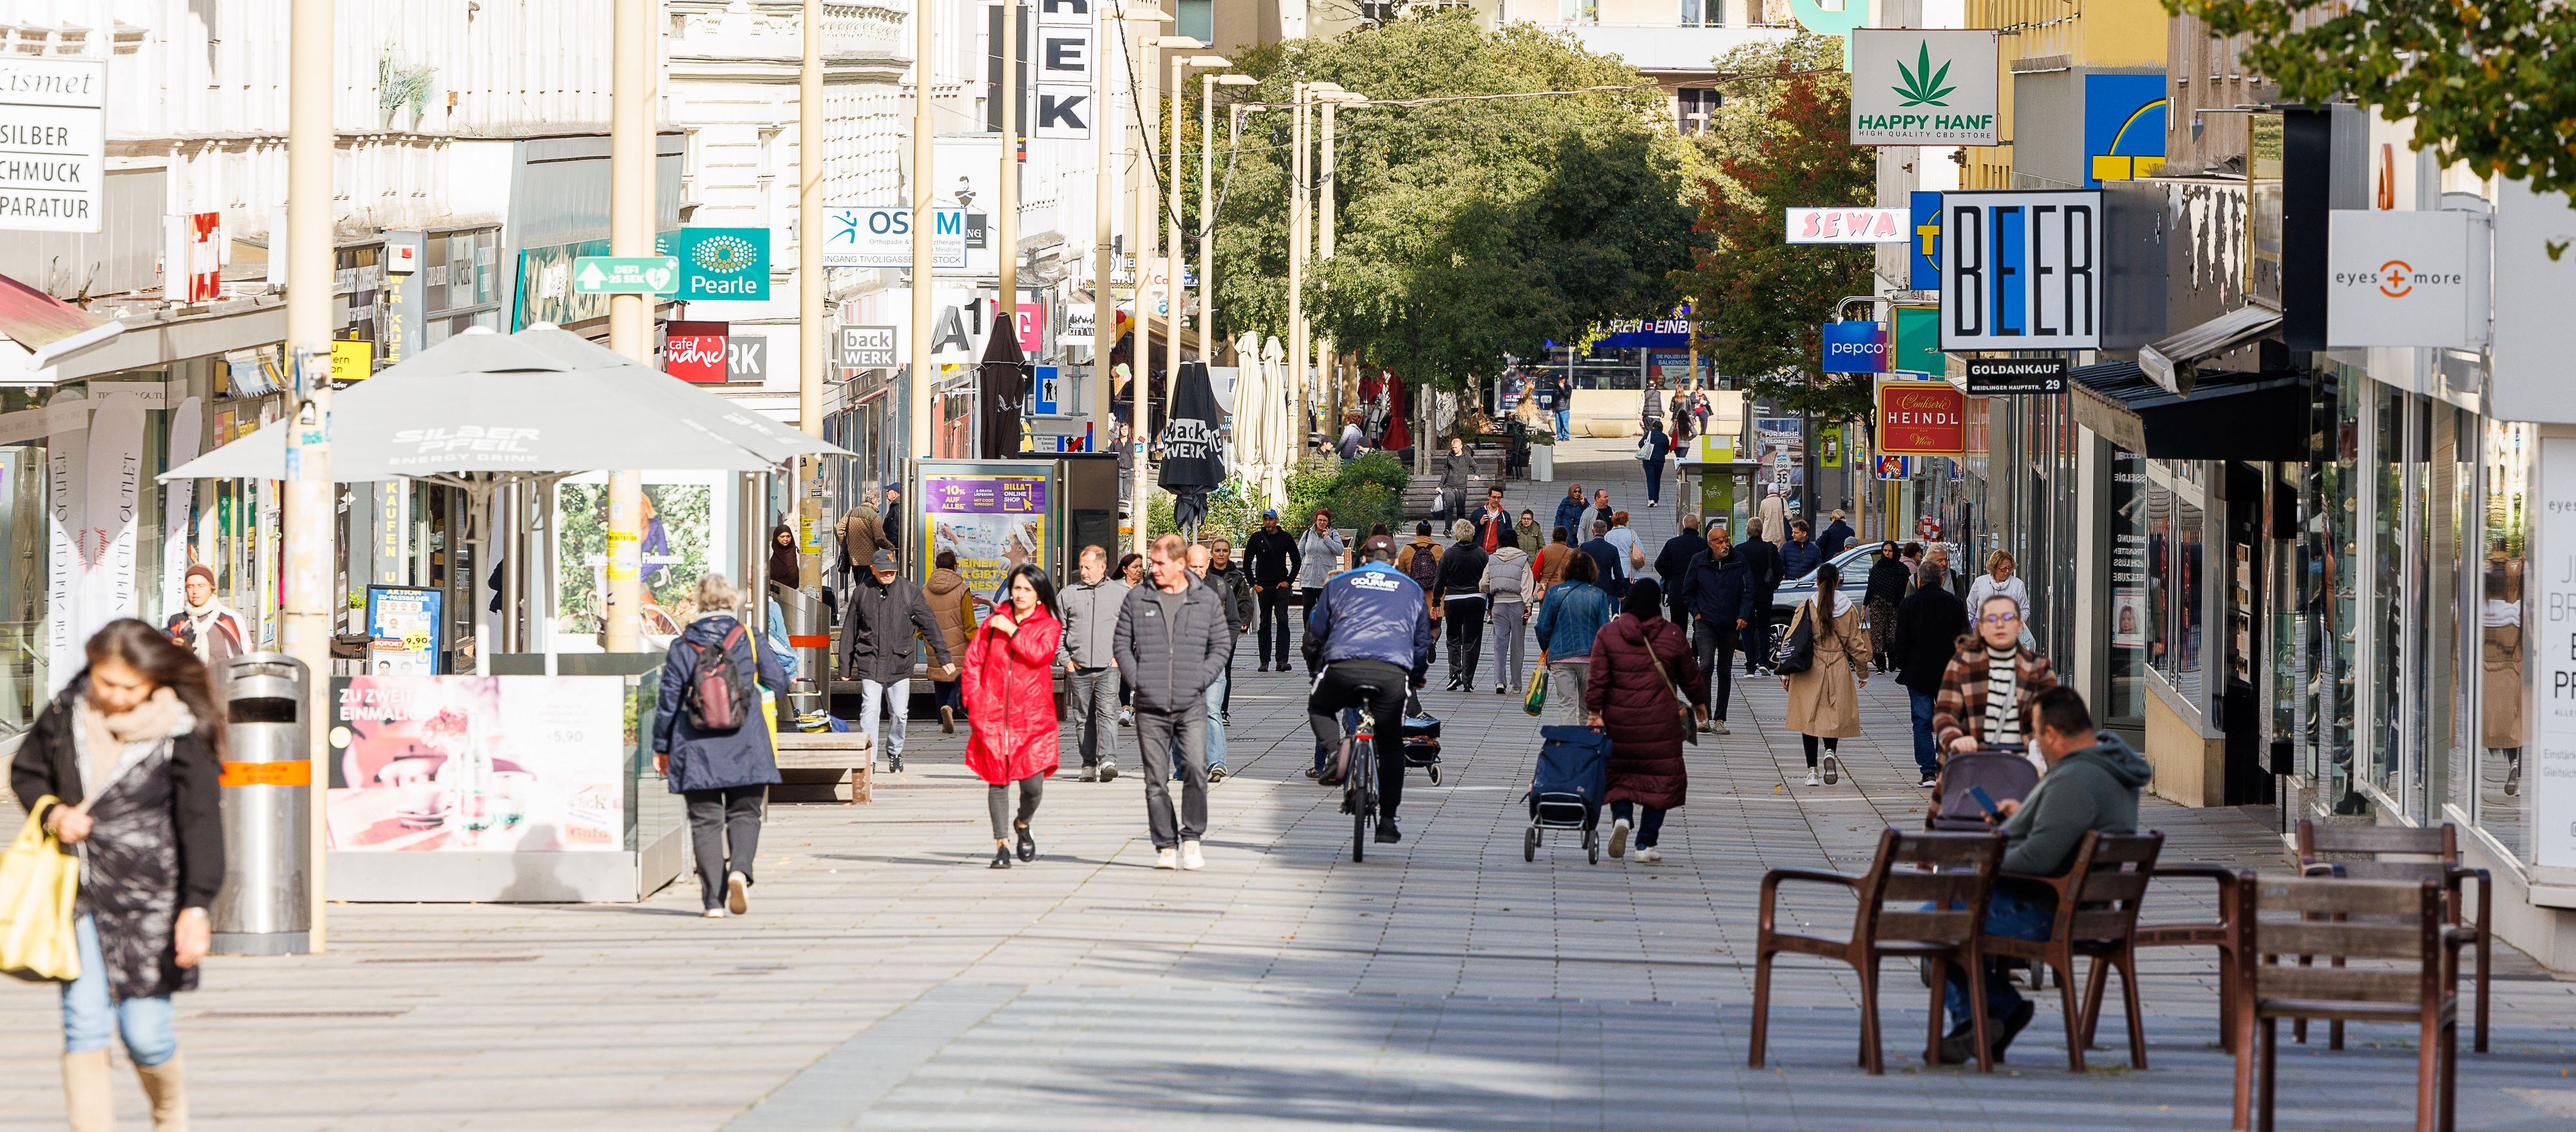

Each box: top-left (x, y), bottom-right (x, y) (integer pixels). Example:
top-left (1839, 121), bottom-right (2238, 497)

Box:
top-left (2241, 876), bottom-right (2446, 1009)
top-left (2295, 819), bottom-right (2459, 883)
top-left (1861, 828), bottom-right (2005, 946)
top-left (2056, 830), bottom-right (2164, 944)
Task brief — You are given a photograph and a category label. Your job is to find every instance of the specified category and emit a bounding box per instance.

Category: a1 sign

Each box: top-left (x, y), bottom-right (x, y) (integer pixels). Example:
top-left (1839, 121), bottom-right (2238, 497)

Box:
top-left (839, 325), bottom-right (898, 368)
top-left (1939, 190), bottom-right (2103, 351)
top-left (575, 256), bottom-right (680, 294)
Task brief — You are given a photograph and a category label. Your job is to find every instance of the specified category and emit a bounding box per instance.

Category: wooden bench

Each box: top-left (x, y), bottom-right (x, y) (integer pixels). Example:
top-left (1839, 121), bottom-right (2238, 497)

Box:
top-left (773, 730), bottom-right (873, 804)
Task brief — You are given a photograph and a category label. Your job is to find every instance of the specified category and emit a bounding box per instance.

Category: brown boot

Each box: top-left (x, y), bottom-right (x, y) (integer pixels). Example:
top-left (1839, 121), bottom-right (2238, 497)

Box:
top-left (135, 1054), bottom-right (189, 1131)
top-left (61, 1050), bottom-right (113, 1132)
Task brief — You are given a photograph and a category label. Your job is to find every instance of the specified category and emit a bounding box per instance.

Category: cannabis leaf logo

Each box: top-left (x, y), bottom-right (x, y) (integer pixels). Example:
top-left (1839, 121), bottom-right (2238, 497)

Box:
top-left (1893, 42), bottom-right (1955, 108)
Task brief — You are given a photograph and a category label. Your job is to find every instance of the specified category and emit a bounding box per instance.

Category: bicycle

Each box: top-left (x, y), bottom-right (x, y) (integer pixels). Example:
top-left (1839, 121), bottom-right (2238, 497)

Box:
top-left (1336, 693), bottom-right (1386, 863)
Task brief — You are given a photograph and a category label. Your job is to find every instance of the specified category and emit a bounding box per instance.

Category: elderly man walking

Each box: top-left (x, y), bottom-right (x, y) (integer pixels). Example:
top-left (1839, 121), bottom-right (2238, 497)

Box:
top-left (1057, 545), bottom-right (1130, 782)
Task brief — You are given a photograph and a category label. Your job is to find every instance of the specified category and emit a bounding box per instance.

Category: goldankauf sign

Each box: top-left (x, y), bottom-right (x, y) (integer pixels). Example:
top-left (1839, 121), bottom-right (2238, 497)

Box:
top-left (1939, 191), bottom-right (2104, 351)
top-left (1850, 30), bottom-right (1999, 147)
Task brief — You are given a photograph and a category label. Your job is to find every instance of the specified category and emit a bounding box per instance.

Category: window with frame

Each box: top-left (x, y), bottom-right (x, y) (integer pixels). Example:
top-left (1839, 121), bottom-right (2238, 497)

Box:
top-left (1676, 88), bottom-right (1719, 135)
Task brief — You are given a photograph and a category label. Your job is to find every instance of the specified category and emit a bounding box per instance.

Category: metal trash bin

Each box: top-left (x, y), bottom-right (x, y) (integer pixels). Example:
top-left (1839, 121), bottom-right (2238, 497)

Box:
top-left (209, 653), bottom-right (312, 955)
top-left (770, 581), bottom-right (829, 720)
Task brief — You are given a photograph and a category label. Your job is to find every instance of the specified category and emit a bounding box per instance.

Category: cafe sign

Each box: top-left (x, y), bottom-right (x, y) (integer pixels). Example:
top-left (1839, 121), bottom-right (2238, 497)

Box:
top-left (1849, 30), bottom-right (2000, 146)
top-left (1875, 376), bottom-right (1966, 456)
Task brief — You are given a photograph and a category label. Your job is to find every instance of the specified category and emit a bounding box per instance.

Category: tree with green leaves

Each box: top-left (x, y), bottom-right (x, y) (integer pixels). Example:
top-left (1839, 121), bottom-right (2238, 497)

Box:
top-left (1669, 33), bottom-right (1875, 423)
top-left (2171, 0), bottom-right (2576, 203)
top-left (1204, 12), bottom-right (1694, 398)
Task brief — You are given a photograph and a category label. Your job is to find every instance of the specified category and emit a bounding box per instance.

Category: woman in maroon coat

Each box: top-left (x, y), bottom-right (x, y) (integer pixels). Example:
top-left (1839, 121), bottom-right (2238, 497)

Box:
top-left (963, 565), bottom-right (1063, 869)
top-left (1584, 579), bottom-right (1707, 863)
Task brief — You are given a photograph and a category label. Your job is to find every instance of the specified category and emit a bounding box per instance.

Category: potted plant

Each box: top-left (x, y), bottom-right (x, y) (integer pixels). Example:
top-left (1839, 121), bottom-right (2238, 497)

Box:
top-left (1527, 428), bottom-right (1554, 481)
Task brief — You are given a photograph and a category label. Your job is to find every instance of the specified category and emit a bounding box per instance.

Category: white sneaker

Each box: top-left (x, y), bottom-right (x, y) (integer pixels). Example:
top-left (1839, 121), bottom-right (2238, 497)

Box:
top-left (1608, 818), bottom-right (1630, 859)
top-left (1180, 841), bottom-right (1206, 870)
top-left (725, 870), bottom-right (749, 916)
top-left (1804, 768), bottom-right (1822, 787)
top-left (1821, 753), bottom-right (1840, 785)
top-left (1100, 759), bottom-right (1119, 782)
top-left (1712, 719), bottom-right (1730, 735)
top-left (1155, 848), bottom-right (1178, 870)
top-left (1636, 847), bottom-right (1663, 864)
top-left (1119, 707), bottom-right (1134, 727)
top-left (702, 907), bottom-right (726, 919)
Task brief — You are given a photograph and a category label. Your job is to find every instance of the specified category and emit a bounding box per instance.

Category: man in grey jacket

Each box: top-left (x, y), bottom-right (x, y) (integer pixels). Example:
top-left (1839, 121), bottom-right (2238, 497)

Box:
top-left (1115, 534), bottom-right (1235, 870)
top-left (1056, 544), bottom-right (1130, 782)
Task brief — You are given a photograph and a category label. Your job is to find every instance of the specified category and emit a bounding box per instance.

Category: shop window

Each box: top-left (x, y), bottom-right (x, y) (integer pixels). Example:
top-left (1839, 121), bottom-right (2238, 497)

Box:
top-left (2145, 459), bottom-right (2206, 708)
top-left (2311, 367), bottom-right (2361, 807)
top-left (2422, 403), bottom-right (2472, 823)
top-left (2477, 419), bottom-right (2530, 863)
top-left (2368, 382), bottom-right (2405, 800)
top-left (2105, 449), bottom-right (2148, 727)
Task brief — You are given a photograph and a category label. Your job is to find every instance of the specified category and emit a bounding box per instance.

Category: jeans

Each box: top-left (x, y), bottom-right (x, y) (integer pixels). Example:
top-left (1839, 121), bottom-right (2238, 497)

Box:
top-left (1607, 801), bottom-right (1667, 848)
top-left (1202, 668), bottom-right (1229, 771)
top-left (1443, 596), bottom-right (1486, 687)
top-left (1307, 660), bottom-right (1408, 821)
top-left (1298, 587), bottom-right (1327, 662)
top-left (685, 785), bottom-right (764, 908)
top-left (1489, 600), bottom-right (1528, 691)
top-left (932, 678), bottom-right (963, 718)
top-left (1910, 691), bottom-right (1942, 778)
top-left (1068, 666), bottom-right (1120, 767)
top-left (1643, 458), bottom-right (1665, 503)
top-left (1135, 706), bottom-right (1209, 847)
top-left (1256, 586), bottom-right (1294, 667)
top-left (61, 915), bottom-right (176, 1065)
top-left (1943, 885), bottom-right (2054, 1024)
top-left (1554, 408), bottom-right (1570, 439)
top-left (1690, 617), bottom-right (1736, 722)
top-left (1548, 659), bottom-right (1589, 724)
top-left (858, 678), bottom-right (911, 760)
top-left (988, 773), bottom-right (1043, 839)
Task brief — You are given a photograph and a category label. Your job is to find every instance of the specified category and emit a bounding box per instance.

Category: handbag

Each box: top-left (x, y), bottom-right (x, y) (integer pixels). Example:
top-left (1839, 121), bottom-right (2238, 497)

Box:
top-left (0, 796), bottom-right (82, 982)
top-left (1523, 662), bottom-right (1548, 716)
top-left (1770, 603), bottom-right (1817, 676)
top-left (1633, 435), bottom-right (1653, 461)
top-left (1635, 626), bottom-right (1700, 746)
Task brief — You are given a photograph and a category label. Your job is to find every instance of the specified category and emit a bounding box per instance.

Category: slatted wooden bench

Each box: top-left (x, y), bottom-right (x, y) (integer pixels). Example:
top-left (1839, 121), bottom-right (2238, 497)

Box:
top-left (773, 730), bottom-right (873, 804)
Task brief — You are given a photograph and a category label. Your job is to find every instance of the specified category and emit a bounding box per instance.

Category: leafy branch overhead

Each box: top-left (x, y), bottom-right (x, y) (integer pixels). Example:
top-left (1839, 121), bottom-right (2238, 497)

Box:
top-left (2170, 0), bottom-right (2576, 202)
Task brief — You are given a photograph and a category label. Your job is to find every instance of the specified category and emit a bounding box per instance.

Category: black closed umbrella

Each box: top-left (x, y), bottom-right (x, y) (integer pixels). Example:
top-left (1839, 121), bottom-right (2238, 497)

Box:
top-left (1158, 360), bottom-right (1227, 533)
top-left (977, 314), bottom-right (1027, 459)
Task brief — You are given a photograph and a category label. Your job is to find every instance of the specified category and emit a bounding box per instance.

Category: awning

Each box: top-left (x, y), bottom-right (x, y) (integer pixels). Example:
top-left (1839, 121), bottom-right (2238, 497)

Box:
top-left (2070, 360), bottom-right (2309, 461)
top-left (2137, 304), bottom-right (2281, 394)
top-left (0, 272), bottom-right (123, 368)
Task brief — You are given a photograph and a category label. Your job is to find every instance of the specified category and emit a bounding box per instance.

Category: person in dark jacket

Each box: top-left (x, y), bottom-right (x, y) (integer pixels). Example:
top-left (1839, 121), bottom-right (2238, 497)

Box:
top-left (766, 523), bottom-right (802, 592)
top-left (1890, 562), bottom-right (1972, 787)
top-left (1817, 509), bottom-right (1855, 557)
top-left (1243, 510), bottom-right (1302, 671)
top-left (1535, 551), bottom-right (1615, 725)
top-left (1672, 526), bottom-right (1750, 735)
top-left (1653, 513), bottom-right (1707, 623)
top-left (1208, 537), bottom-right (1256, 722)
top-left (1586, 580), bottom-right (1707, 864)
top-left (837, 548), bottom-right (954, 772)
top-left (12, 620), bottom-right (224, 1130)
top-left (1862, 540), bottom-right (1911, 673)
top-left (1734, 520), bottom-right (1785, 675)
top-left (1577, 519), bottom-right (1627, 601)
top-left (1302, 535), bottom-right (1436, 842)
top-left (1779, 518), bottom-right (1824, 580)
top-left (1113, 535), bottom-right (1235, 869)
top-left (1436, 519), bottom-right (1490, 691)
top-left (1551, 483), bottom-right (1589, 544)
top-left (1436, 436), bottom-right (1478, 521)
top-left (656, 573), bottom-right (790, 916)
top-left (1639, 421), bottom-right (1672, 506)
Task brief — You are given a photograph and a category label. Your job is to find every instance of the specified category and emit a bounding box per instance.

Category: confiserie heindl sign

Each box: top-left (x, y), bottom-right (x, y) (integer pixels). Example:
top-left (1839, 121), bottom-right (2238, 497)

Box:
top-left (1849, 30), bottom-right (2000, 147)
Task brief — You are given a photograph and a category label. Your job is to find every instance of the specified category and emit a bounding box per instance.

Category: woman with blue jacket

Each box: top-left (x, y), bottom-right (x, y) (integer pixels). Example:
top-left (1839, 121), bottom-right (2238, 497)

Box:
top-left (1533, 551), bottom-right (1615, 724)
top-left (655, 572), bottom-right (788, 918)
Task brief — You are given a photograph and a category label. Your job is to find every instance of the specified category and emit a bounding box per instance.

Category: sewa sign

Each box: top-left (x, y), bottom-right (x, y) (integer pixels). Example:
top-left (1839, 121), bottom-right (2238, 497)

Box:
top-left (1849, 30), bottom-right (1999, 147)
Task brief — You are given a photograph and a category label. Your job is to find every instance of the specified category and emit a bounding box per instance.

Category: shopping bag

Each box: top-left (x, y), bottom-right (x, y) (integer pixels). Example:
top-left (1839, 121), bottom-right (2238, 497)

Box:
top-left (0, 798), bottom-right (81, 982)
top-left (1522, 665), bottom-right (1548, 716)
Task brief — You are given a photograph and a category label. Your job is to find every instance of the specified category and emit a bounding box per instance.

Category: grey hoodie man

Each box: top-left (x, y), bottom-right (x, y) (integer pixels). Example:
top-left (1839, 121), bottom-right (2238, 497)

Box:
top-left (1997, 729), bottom-right (2153, 875)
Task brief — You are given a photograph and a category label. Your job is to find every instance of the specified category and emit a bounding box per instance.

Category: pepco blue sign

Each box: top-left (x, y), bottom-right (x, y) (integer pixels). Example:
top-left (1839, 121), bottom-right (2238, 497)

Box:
top-left (1820, 320), bottom-right (1889, 373)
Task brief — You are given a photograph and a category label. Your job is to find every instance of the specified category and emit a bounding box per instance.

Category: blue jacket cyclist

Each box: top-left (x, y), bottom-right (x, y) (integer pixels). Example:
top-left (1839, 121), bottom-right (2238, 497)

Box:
top-left (1302, 534), bottom-right (1435, 845)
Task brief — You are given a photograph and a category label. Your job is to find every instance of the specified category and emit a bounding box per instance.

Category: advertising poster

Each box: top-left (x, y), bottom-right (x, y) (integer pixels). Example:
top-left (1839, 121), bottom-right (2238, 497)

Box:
top-left (556, 478), bottom-right (714, 641)
top-left (1754, 417), bottom-right (1804, 499)
top-left (1875, 455), bottom-right (1911, 479)
top-left (2111, 589), bottom-right (2147, 649)
top-left (365, 586), bottom-right (444, 675)
top-left (326, 675), bottom-right (625, 853)
top-left (923, 474), bottom-right (1049, 595)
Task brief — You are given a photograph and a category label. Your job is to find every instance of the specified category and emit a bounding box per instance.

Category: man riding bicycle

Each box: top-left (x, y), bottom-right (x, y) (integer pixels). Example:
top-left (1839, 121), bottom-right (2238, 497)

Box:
top-left (1303, 533), bottom-right (1435, 844)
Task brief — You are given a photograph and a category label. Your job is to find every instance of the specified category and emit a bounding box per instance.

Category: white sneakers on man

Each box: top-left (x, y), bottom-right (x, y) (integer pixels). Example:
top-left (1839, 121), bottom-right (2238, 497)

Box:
top-left (1180, 841), bottom-right (1206, 870)
top-left (1155, 848), bottom-right (1178, 870)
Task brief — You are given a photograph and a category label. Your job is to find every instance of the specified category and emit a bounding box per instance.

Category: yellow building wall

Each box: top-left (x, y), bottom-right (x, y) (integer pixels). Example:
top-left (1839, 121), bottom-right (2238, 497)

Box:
top-left (1960, 0), bottom-right (2171, 189)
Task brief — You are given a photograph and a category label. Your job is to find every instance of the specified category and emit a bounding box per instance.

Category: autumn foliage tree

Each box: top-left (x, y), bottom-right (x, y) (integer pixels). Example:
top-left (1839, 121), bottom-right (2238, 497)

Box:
top-left (1671, 36), bottom-right (1877, 421)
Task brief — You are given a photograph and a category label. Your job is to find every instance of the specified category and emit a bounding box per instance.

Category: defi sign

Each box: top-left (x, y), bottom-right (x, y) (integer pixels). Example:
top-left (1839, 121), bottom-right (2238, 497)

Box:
top-left (1939, 190), bottom-right (2103, 350)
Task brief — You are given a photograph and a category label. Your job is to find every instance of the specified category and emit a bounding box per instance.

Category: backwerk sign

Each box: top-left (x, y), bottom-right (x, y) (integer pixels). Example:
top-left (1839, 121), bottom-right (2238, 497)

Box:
top-left (1939, 190), bottom-right (2103, 351)
top-left (1850, 30), bottom-right (1999, 147)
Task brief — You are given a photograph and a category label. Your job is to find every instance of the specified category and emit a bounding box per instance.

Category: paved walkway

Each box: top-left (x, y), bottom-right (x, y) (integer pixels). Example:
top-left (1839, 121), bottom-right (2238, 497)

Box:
top-left (1, 441), bottom-right (2570, 1130)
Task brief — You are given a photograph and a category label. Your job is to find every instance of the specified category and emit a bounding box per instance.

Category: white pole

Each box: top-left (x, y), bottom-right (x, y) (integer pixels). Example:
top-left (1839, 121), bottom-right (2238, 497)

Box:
top-left (799, 0), bottom-right (826, 599)
top-left (1288, 82), bottom-right (1307, 461)
top-left (605, 0), bottom-right (654, 652)
top-left (999, 0), bottom-right (1019, 362)
top-left (907, 0), bottom-right (936, 486)
top-left (283, 0), bottom-right (335, 952)
top-left (1130, 34), bottom-right (1159, 557)
top-left (1092, 0), bottom-right (1117, 453)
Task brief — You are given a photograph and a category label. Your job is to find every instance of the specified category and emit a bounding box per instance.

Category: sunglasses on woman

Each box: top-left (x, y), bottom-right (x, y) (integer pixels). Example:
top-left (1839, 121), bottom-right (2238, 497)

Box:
top-left (1980, 612), bottom-right (2021, 625)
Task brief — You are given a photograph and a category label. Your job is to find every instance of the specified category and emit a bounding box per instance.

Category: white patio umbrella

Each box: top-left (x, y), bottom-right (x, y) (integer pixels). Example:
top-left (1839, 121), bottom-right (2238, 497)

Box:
top-left (164, 325), bottom-right (851, 672)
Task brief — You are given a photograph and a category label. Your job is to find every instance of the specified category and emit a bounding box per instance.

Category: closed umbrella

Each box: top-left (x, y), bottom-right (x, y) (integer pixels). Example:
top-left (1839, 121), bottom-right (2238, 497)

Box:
top-left (1159, 360), bottom-right (1226, 534)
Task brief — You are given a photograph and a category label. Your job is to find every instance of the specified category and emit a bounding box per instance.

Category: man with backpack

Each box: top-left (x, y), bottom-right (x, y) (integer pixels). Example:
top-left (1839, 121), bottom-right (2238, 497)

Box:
top-left (837, 549), bottom-right (952, 772)
top-left (1396, 521), bottom-right (1444, 620)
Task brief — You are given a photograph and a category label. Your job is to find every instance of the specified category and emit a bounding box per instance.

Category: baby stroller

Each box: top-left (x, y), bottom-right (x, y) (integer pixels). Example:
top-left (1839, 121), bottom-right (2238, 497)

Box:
top-left (1926, 746), bottom-right (2040, 831)
top-left (1524, 725), bottom-right (1611, 863)
top-left (1400, 693), bottom-right (1443, 785)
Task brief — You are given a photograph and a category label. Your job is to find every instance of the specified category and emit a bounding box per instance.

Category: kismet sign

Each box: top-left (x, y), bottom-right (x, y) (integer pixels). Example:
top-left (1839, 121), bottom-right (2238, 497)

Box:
top-left (1939, 190), bottom-right (2103, 351)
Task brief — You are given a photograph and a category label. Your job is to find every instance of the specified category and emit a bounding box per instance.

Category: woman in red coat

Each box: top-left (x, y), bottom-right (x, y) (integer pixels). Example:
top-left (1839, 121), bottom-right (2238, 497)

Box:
top-left (963, 564), bottom-right (1063, 868)
top-left (1584, 579), bottom-right (1707, 863)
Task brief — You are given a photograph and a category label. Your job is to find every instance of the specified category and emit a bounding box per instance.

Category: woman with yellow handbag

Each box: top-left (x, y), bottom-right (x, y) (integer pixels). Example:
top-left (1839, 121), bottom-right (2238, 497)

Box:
top-left (9, 619), bottom-right (226, 1131)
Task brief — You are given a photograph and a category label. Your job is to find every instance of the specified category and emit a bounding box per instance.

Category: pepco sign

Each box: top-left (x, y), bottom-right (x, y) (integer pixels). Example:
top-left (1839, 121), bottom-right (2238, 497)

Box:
top-left (1876, 378), bottom-right (1965, 456)
top-left (1821, 320), bottom-right (1889, 373)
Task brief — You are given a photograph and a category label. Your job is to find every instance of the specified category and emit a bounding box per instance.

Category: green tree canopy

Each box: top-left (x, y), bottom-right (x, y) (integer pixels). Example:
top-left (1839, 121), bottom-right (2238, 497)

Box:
top-left (1669, 34), bottom-right (1875, 421)
top-left (1204, 13), bottom-right (1694, 394)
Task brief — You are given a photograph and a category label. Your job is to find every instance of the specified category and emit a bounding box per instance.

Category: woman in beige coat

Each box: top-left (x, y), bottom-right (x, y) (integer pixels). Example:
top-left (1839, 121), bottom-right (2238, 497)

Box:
top-left (1781, 561), bottom-right (1866, 787)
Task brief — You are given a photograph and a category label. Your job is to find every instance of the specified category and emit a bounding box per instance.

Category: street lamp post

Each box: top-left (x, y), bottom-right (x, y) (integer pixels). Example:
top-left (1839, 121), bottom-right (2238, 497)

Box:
top-left (283, 0), bottom-right (334, 950)
top-left (1316, 90), bottom-right (1363, 441)
top-left (1165, 52), bottom-right (1228, 438)
top-left (1287, 81), bottom-right (1307, 461)
top-left (1203, 73), bottom-right (1256, 359)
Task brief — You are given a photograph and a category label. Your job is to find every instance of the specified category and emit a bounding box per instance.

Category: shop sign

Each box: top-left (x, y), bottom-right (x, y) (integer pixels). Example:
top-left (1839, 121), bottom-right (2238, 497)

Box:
top-left (1908, 190), bottom-right (1942, 289)
top-left (1875, 376), bottom-right (1965, 455)
top-left (166, 211), bottom-right (222, 303)
top-left (1014, 300), bottom-right (1045, 353)
top-left (2492, 178), bottom-right (2576, 423)
top-left (727, 336), bottom-right (768, 383)
top-left (1820, 320), bottom-right (1888, 373)
top-left (331, 339), bottom-right (374, 382)
top-left (665, 227), bottom-right (770, 302)
top-left (2324, 209), bottom-right (2485, 349)
top-left (2535, 436), bottom-right (2576, 867)
top-left (1962, 356), bottom-right (2067, 395)
top-left (1785, 207), bottom-right (1908, 244)
top-left (1939, 190), bottom-right (2103, 351)
top-left (1849, 30), bottom-right (2000, 146)
top-left (1891, 305), bottom-right (1940, 374)
top-left (839, 324), bottom-right (898, 368)
top-left (1062, 307), bottom-right (1096, 345)
top-left (571, 255), bottom-right (679, 295)
top-left (0, 57), bottom-right (105, 233)
top-left (663, 320), bottom-right (728, 383)
top-left (820, 206), bottom-right (966, 269)
top-left (364, 586), bottom-right (444, 675)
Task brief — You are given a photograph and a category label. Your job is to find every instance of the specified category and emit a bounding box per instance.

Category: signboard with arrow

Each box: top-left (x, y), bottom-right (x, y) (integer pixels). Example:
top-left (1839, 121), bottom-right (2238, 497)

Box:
top-left (573, 256), bottom-right (681, 295)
